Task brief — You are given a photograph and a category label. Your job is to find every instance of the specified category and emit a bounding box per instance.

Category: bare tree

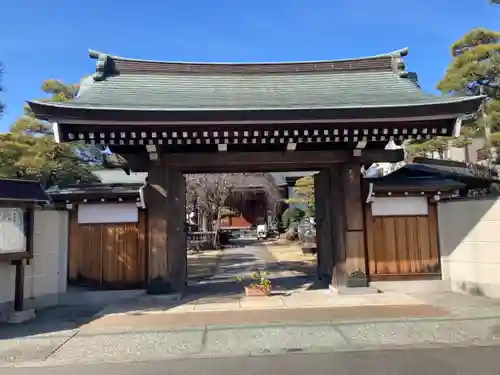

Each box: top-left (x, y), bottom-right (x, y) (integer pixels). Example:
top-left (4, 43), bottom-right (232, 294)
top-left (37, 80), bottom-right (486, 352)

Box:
top-left (186, 173), bottom-right (237, 247)
top-left (186, 172), bottom-right (281, 247)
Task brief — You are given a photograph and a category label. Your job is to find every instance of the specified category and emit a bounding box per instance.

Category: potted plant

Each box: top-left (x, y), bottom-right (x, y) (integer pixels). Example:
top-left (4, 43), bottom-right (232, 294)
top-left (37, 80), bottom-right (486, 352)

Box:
top-left (346, 269), bottom-right (367, 288)
top-left (234, 270), bottom-right (272, 297)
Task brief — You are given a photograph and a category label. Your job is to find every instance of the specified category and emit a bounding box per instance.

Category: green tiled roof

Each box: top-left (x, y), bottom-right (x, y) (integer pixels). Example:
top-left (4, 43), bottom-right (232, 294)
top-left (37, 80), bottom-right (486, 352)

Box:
top-left (29, 48), bottom-right (484, 111)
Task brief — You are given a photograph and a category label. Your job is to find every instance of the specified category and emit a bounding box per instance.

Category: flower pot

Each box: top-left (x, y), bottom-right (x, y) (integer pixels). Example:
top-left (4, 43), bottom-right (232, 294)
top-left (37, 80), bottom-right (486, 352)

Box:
top-left (244, 285), bottom-right (271, 297)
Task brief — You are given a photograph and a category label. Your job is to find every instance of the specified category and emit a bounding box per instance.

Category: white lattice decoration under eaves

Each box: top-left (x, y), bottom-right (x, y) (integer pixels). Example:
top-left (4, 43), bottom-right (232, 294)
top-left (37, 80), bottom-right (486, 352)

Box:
top-left (0, 207), bottom-right (25, 253)
top-left (66, 126), bottom-right (450, 146)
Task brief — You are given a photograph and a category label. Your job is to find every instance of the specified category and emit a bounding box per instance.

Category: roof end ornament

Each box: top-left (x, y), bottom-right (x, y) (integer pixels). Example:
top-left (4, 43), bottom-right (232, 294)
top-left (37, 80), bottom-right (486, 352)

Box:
top-left (393, 47), bottom-right (409, 57)
top-left (88, 49), bottom-right (115, 81)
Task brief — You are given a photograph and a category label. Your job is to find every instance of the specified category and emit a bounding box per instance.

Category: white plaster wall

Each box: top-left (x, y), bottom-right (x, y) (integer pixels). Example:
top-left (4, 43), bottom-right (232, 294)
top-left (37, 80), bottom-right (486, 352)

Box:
top-left (439, 198), bottom-right (500, 298)
top-left (0, 210), bottom-right (68, 315)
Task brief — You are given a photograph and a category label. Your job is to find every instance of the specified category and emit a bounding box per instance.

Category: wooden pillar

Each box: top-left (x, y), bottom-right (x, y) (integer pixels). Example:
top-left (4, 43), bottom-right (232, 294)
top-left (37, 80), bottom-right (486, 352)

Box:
top-left (166, 167), bottom-right (187, 292)
top-left (314, 169), bottom-right (334, 284)
top-left (145, 163), bottom-right (169, 294)
top-left (13, 205), bottom-right (35, 311)
top-left (330, 166), bottom-right (347, 288)
top-left (13, 260), bottom-right (25, 311)
top-left (145, 162), bottom-right (187, 294)
top-left (338, 162), bottom-right (367, 287)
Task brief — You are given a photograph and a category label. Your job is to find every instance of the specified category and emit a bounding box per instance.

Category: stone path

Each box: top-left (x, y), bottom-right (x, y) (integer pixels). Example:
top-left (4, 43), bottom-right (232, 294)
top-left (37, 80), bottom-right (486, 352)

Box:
top-left (4, 291), bottom-right (500, 367)
top-left (186, 238), bottom-right (310, 296)
top-left (5, 315), bottom-right (500, 367)
top-left (5, 240), bottom-right (500, 367)
top-left (83, 304), bottom-right (449, 332)
top-left (95, 290), bottom-right (431, 316)
top-left (187, 248), bottom-right (223, 280)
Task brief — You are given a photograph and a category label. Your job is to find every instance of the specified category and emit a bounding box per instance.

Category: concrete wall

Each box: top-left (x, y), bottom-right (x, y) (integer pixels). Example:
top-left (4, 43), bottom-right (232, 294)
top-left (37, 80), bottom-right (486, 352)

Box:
top-left (439, 198), bottom-right (500, 298)
top-left (0, 210), bottom-right (68, 320)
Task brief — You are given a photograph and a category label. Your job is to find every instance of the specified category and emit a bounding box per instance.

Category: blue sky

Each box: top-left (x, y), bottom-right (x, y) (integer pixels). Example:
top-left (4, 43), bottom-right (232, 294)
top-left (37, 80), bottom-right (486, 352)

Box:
top-left (1, 0), bottom-right (499, 131)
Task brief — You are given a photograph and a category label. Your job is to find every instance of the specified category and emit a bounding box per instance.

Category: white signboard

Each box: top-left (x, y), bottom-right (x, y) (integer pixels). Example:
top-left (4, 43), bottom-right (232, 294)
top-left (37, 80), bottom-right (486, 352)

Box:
top-left (371, 197), bottom-right (428, 217)
top-left (0, 208), bottom-right (26, 253)
top-left (78, 203), bottom-right (139, 224)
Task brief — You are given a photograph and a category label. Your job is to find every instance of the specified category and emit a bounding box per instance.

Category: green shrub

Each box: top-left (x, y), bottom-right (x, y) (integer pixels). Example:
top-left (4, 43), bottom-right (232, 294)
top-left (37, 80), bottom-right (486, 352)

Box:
top-left (282, 207), bottom-right (305, 229)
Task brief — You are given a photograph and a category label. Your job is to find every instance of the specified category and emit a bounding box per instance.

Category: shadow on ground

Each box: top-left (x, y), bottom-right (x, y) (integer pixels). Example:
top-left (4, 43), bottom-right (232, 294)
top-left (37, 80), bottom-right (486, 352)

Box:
top-left (0, 304), bottom-right (104, 340)
top-left (0, 237), bottom-right (320, 339)
top-left (187, 237), bottom-right (319, 297)
top-left (187, 274), bottom-right (318, 297)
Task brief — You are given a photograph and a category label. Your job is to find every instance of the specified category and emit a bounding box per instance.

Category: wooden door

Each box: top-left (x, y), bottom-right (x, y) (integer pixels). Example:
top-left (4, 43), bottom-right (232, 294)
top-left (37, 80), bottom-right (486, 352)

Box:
top-left (365, 203), bottom-right (440, 280)
top-left (68, 210), bottom-right (147, 289)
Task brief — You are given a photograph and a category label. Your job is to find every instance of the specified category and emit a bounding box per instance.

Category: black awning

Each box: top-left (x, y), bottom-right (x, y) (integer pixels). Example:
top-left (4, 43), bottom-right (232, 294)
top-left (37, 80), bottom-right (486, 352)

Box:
top-left (371, 176), bottom-right (466, 193)
top-left (47, 183), bottom-right (142, 202)
top-left (411, 157), bottom-right (499, 181)
top-left (0, 179), bottom-right (51, 203)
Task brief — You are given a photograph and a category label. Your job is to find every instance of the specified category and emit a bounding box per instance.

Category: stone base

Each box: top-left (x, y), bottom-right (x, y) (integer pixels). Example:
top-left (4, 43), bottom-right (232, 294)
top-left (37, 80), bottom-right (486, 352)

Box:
top-left (7, 309), bottom-right (36, 324)
top-left (328, 285), bottom-right (340, 294)
top-left (147, 279), bottom-right (175, 295)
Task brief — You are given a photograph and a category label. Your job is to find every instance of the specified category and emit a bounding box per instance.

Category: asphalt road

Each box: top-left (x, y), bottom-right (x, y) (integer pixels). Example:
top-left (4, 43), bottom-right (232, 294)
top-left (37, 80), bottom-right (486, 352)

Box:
top-left (3, 346), bottom-right (500, 375)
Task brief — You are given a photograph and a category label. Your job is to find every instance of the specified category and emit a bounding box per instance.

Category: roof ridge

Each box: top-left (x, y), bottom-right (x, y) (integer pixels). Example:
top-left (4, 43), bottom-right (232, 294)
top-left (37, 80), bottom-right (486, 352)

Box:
top-left (87, 48), bottom-right (409, 80)
top-left (88, 47), bottom-right (409, 66)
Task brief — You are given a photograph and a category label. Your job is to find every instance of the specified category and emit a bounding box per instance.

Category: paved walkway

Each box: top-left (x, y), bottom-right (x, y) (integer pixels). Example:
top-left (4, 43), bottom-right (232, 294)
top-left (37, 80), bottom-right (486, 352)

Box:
top-left (186, 238), bottom-right (312, 296)
top-left (3, 290), bottom-right (500, 367)
top-left (5, 240), bottom-right (500, 367)
top-left (3, 310), bottom-right (500, 367)
top-left (187, 248), bottom-right (223, 280)
top-left (7, 347), bottom-right (500, 375)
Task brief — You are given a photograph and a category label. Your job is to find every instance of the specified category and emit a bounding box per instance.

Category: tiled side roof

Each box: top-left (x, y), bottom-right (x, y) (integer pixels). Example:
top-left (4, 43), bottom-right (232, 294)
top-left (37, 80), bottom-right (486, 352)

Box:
top-left (47, 183), bottom-right (141, 201)
top-left (92, 169), bottom-right (147, 184)
top-left (0, 179), bottom-right (50, 203)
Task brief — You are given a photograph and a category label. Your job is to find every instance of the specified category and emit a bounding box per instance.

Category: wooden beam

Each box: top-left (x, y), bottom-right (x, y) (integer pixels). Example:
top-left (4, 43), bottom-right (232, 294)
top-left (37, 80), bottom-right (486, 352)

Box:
top-left (161, 149), bottom-right (404, 173)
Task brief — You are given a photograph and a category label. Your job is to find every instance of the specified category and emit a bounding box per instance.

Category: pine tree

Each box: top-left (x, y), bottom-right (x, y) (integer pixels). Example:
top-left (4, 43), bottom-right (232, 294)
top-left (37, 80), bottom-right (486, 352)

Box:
top-left (0, 79), bottom-right (100, 187)
top-left (408, 0), bottom-right (499, 158)
top-left (437, 27), bottom-right (500, 161)
top-left (285, 176), bottom-right (315, 217)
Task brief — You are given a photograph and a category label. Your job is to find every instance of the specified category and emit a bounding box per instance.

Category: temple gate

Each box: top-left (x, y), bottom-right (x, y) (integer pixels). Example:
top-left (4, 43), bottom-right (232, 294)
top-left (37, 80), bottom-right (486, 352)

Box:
top-left (29, 47), bottom-right (483, 293)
